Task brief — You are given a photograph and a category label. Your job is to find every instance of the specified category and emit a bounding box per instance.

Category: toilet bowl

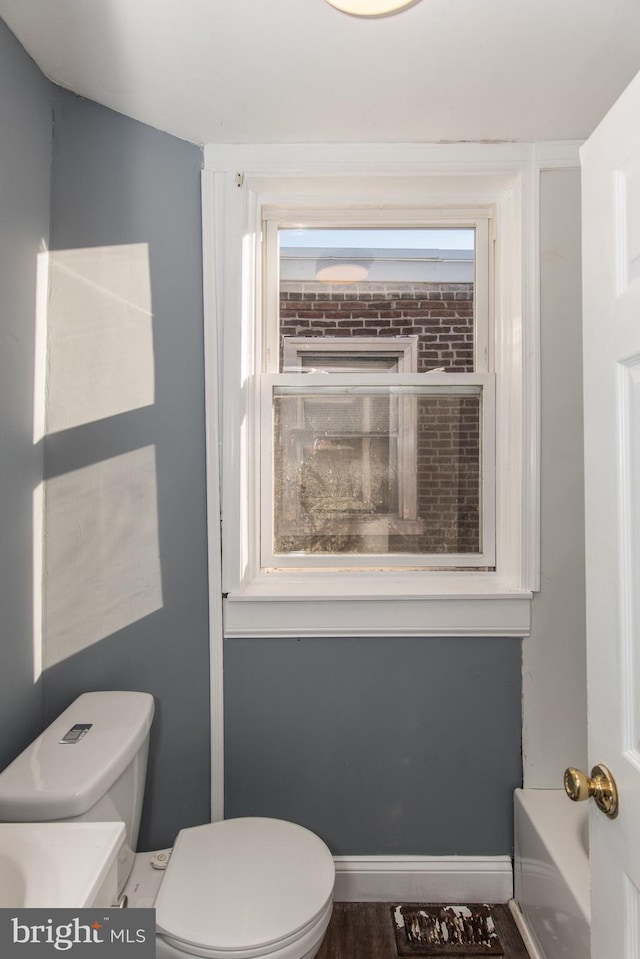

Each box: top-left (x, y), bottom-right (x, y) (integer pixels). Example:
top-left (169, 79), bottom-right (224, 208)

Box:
top-left (0, 692), bottom-right (335, 959)
top-left (152, 818), bottom-right (334, 959)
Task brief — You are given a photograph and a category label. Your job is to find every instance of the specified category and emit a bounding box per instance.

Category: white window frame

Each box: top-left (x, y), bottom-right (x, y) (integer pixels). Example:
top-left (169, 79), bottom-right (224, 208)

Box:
top-left (267, 216), bottom-right (492, 571)
top-left (202, 143), bottom-right (540, 639)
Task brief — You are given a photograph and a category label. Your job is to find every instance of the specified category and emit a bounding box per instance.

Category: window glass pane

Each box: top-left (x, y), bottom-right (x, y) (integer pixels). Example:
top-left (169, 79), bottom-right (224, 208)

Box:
top-left (279, 228), bottom-right (476, 373)
top-left (272, 385), bottom-right (482, 557)
top-left (299, 353), bottom-right (398, 372)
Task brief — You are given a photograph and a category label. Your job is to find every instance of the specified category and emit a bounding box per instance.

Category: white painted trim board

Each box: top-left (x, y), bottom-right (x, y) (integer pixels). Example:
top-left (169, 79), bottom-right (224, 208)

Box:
top-left (333, 855), bottom-right (513, 903)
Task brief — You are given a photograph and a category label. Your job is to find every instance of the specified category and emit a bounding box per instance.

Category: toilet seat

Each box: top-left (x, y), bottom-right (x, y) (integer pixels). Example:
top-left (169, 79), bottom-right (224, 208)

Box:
top-left (154, 818), bottom-right (335, 959)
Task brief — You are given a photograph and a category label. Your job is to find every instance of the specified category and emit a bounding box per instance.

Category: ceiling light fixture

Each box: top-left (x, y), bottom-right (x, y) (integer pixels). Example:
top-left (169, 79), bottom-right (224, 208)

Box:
top-left (324, 0), bottom-right (421, 16)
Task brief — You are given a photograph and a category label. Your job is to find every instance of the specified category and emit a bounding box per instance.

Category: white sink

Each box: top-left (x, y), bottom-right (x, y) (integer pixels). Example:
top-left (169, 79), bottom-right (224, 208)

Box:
top-left (0, 822), bottom-right (125, 908)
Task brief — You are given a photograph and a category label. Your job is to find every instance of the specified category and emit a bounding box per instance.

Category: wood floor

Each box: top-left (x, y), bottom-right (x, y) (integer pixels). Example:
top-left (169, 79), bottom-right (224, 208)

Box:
top-left (316, 903), bottom-right (530, 959)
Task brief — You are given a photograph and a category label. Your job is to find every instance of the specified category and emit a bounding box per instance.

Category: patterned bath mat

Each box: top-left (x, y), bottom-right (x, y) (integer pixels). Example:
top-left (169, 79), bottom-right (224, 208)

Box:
top-left (391, 904), bottom-right (503, 956)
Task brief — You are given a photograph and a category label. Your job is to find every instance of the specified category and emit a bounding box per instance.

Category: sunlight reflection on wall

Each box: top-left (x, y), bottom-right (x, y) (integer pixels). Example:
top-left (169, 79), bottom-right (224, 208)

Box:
top-left (40, 242), bottom-right (162, 669)
top-left (44, 446), bottom-right (163, 668)
top-left (46, 244), bottom-right (154, 433)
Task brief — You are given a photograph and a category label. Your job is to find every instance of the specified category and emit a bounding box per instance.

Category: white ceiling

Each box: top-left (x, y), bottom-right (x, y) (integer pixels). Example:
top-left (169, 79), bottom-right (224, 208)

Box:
top-left (2, 0), bottom-right (640, 146)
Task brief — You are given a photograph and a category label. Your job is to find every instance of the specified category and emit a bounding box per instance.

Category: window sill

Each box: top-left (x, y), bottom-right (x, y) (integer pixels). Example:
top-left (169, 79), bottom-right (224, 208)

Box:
top-left (223, 572), bottom-right (532, 638)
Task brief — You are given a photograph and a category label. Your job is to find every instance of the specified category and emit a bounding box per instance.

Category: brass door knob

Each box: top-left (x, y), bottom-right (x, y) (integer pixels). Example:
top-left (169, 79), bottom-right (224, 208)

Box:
top-left (564, 763), bottom-right (618, 817)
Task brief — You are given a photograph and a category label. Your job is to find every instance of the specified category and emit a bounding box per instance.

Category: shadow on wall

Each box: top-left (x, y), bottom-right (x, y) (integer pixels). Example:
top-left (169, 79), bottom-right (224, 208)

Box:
top-left (37, 88), bottom-right (210, 851)
top-left (38, 239), bottom-right (210, 850)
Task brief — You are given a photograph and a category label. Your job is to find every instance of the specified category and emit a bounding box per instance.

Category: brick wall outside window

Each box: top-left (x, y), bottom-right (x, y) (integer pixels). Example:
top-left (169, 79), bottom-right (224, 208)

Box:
top-left (277, 280), bottom-right (481, 557)
top-left (280, 280), bottom-right (474, 373)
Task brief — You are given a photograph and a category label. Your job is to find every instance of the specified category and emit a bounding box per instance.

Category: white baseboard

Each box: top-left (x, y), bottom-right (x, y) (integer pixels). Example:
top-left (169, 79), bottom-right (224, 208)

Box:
top-left (333, 855), bottom-right (513, 903)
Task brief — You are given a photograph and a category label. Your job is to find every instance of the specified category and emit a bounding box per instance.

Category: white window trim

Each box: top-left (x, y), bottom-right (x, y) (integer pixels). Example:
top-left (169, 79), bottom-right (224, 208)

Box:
top-left (202, 142), bottom-right (553, 641)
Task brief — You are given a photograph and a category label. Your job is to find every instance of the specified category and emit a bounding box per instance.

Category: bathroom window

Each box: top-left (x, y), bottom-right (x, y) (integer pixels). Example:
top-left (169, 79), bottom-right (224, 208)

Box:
top-left (203, 148), bottom-right (537, 638)
top-left (261, 225), bottom-right (495, 570)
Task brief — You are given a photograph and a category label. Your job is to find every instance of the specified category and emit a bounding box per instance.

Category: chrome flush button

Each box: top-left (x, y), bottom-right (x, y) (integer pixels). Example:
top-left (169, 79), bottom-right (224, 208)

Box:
top-left (59, 723), bottom-right (92, 744)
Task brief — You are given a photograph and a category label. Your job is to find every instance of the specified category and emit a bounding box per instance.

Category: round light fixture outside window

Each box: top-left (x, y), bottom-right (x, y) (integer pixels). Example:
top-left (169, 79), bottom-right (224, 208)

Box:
top-left (316, 262), bottom-right (369, 282)
top-left (324, 0), bottom-right (421, 16)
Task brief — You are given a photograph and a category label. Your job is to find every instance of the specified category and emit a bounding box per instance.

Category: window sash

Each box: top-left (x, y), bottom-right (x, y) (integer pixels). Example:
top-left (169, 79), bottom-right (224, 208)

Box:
top-left (260, 372), bottom-right (496, 570)
top-left (263, 215), bottom-right (491, 375)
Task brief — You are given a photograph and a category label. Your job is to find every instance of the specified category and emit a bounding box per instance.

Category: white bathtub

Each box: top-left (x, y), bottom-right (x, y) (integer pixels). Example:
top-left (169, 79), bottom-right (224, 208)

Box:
top-left (514, 788), bottom-right (590, 959)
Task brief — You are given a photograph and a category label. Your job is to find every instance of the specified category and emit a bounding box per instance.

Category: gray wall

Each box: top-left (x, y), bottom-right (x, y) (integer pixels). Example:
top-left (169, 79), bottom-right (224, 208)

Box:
top-left (43, 91), bottom-right (210, 850)
top-left (225, 636), bottom-right (522, 855)
top-left (0, 19), bottom-right (52, 767)
top-left (0, 20), bottom-right (211, 847)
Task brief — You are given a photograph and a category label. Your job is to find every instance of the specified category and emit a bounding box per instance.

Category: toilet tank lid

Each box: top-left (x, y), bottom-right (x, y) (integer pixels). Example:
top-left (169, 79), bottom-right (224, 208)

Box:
top-left (0, 692), bottom-right (155, 821)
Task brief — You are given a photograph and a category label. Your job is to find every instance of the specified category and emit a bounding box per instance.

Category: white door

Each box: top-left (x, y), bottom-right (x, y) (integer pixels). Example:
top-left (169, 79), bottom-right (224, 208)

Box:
top-left (582, 68), bottom-right (640, 958)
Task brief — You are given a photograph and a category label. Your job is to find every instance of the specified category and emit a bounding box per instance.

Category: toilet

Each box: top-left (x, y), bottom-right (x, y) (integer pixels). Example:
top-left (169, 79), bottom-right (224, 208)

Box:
top-left (0, 691), bottom-right (335, 959)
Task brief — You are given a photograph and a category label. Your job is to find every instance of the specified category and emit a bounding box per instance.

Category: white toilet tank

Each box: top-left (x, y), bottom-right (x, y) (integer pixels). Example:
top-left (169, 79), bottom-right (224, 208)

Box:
top-left (0, 691), bottom-right (154, 893)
